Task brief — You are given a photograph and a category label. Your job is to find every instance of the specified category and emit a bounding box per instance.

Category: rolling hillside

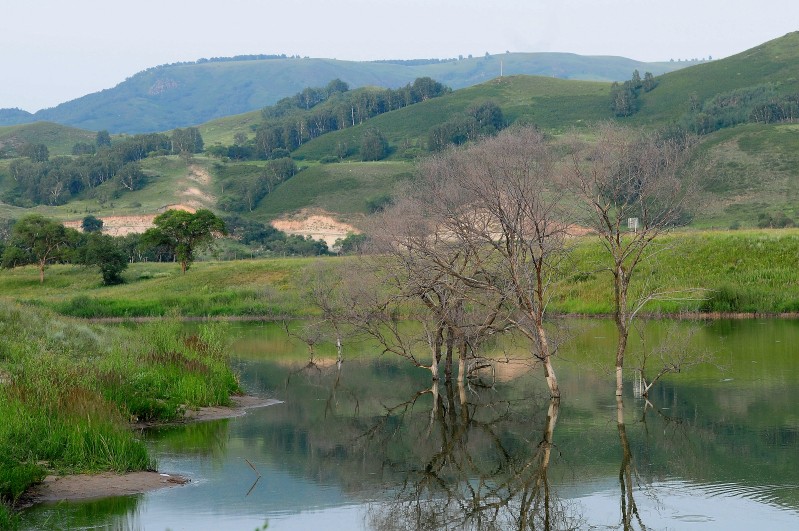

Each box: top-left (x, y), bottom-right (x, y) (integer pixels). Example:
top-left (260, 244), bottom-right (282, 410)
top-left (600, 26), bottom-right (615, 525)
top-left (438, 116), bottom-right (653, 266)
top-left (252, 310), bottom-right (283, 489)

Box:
top-left (0, 53), bottom-right (696, 134)
top-left (1, 33), bottom-right (798, 235)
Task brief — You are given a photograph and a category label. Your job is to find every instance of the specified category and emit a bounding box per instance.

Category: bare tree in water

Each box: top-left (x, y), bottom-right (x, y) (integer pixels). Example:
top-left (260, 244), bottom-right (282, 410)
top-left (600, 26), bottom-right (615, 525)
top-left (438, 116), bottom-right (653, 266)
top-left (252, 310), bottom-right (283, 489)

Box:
top-left (565, 123), bottom-right (698, 396)
top-left (406, 126), bottom-right (570, 398)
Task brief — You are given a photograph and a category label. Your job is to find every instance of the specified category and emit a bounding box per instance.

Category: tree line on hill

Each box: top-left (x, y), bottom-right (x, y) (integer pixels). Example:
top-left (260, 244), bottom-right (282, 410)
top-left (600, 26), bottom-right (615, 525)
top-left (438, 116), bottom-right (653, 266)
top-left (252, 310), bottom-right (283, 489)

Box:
top-left (207, 77), bottom-right (450, 161)
top-left (2, 128), bottom-right (204, 207)
top-left (681, 83), bottom-right (799, 134)
top-left (610, 69), bottom-right (658, 117)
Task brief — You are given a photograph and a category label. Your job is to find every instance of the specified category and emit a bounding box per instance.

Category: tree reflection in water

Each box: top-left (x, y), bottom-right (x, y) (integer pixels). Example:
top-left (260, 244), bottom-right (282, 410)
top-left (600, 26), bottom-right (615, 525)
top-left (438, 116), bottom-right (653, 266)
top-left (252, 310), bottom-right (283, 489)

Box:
top-left (364, 381), bottom-right (583, 530)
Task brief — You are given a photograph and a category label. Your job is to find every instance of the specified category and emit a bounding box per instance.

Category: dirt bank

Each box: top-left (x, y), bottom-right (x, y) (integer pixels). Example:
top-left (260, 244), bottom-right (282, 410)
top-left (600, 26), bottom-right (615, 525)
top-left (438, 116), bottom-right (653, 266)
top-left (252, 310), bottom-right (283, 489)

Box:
top-left (25, 471), bottom-right (190, 504)
top-left (271, 210), bottom-right (359, 248)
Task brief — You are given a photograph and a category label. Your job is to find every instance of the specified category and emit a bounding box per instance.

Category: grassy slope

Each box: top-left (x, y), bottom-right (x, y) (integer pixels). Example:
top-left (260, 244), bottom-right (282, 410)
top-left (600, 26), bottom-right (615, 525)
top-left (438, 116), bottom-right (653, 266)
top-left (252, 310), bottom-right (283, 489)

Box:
top-left (691, 123), bottom-right (799, 228)
top-left (253, 161), bottom-right (414, 221)
top-left (632, 31), bottom-right (799, 126)
top-left (0, 122), bottom-right (95, 156)
top-left (294, 76), bottom-right (613, 161)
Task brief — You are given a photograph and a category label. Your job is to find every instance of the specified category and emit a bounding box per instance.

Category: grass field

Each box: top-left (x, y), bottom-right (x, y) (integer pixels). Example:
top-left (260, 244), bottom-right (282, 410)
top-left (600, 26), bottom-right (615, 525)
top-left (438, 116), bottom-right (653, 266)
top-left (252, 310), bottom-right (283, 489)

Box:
top-left (2, 230), bottom-right (799, 319)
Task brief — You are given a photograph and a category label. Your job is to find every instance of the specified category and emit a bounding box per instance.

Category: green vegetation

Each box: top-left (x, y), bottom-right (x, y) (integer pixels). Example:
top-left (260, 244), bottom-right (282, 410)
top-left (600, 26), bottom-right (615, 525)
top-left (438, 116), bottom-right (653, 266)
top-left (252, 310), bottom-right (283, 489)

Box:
top-left (1, 230), bottom-right (799, 319)
top-left (0, 304), bottom-right (240, 522)
top-left (0, 258), bottom-right (312, 318)
top-left (0, 53), bottom-right (694, 134)
top-left (0, 122), bottom-right (95, 157)
top-left (253, 161), bottom-right (412, 220)
top-left (141, 209), bottom-right (227, 273)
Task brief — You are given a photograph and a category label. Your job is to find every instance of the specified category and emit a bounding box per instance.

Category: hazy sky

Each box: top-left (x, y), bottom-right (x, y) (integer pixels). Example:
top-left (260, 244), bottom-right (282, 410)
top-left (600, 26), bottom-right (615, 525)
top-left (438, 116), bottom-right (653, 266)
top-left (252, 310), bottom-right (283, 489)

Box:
top-left (1, 0), bottom-right (796, 111)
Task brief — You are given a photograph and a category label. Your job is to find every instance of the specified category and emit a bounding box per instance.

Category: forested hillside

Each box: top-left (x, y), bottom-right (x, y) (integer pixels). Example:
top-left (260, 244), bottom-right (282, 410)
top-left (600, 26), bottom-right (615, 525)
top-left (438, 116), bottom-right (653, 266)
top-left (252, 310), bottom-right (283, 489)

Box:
top-left (0, 53), bottom-right (696, 133)
top-left (1, 33), bottom-right (798, 242)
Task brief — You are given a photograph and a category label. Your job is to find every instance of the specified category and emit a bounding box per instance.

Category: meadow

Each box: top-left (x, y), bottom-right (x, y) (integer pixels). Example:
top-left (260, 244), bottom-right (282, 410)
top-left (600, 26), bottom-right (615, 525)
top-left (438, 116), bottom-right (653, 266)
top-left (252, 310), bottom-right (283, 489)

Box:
top-left (2, 229), bottom-right (798, 320)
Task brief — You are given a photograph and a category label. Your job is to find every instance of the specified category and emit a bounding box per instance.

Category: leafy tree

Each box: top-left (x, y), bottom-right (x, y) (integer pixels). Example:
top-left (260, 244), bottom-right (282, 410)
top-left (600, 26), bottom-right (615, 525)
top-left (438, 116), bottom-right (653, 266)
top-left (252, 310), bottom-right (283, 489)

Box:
top-left (642, 72), bottom-right (658, 92)
top-left (141, 209), bottom-right (226, 273)
top-left (171, 127), bottom-right (204, 155)
top-left (335, 233), bottom-right (369, 254)
top-left (72, 142), bottom-right (96, 155)
top-left (82, 215), bottom-right (104, 233)
top-left (96, 130), bottom-right (112, 147)
top-left (1, 215), bottom-right (70, 283)
top-left (20, 143), bottom-right (49, 162)
top-left (82, 233), bottom-right (128, 285)
top-left (360, 128), bottom-right (389, 161)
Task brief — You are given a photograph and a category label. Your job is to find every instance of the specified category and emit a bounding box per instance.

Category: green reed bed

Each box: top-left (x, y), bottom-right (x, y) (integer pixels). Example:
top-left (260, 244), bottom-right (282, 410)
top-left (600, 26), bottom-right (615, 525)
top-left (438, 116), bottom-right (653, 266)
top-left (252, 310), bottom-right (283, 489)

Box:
top-left (0, 303), bottom-right (240, 524)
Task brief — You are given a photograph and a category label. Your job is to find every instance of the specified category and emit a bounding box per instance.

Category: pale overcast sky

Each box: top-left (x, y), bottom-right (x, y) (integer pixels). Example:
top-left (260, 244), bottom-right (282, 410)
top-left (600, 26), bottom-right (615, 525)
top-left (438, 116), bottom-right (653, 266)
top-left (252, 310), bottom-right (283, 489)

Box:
top-left (1, 0), bottom-right (796, 111)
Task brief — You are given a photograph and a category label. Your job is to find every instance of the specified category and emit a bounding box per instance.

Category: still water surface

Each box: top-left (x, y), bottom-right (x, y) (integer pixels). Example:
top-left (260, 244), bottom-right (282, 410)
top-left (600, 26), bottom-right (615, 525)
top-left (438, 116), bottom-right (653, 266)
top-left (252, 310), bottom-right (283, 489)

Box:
top-left (21, 319), bottom-right (799, 530)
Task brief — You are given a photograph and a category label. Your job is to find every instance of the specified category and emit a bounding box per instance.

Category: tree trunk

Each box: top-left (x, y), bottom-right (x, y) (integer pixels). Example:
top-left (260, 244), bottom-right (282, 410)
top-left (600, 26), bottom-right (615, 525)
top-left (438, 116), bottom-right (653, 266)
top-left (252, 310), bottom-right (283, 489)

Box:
top-left (614, 265), bottom-right (629, 397)
top-left (39, 262), bottom-right (45, 284)
top-left (456, 340), bottom-right (467, 385)
top-left (181, 261), bottom-right (187, 274)
top-left (536, 322), bottom-right (560, 398)
top-left (617, 396), bottom-right (641, 528)
top-left (444, 328), bottom-right (454, 381)
top-left (615, 327), bottom-right (628, 397)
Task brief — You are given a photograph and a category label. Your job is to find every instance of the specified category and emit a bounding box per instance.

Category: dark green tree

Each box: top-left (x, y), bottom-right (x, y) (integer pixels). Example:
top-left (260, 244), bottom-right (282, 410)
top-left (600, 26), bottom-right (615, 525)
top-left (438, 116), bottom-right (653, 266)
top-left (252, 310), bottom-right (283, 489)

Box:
top-left (96, 130), bottom-right (112, 147)
top-left (72, 142), bottom-right (96, 155)
top-left (81, 215), bottom-right (104, 233)
top-left (82, 233), bottom-right (128, 285)
top-left (20, 143), bottom-right (49, 162)
top-left (360, 128), bottom-right (389, 161)
top-left (1, 215), bottom-right (70, 283)
top-left (642, 72), bottom-right (658, 92)
top-left (141, 209), bottom-right (226, 273)
top-left (171, 127), bottom-right (204, 156)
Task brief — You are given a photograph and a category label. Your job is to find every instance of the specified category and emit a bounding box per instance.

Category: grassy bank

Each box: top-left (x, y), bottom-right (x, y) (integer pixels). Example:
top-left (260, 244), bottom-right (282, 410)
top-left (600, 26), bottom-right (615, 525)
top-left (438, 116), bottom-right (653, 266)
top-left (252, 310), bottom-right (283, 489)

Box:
top-left (555, 229), bottom-right (799, 314)
top-left (0, 304), bottom-right (240, 525)
top-left (0, 258), bottom-right (314, 318)
top-left (1, 230), bottom-right (799, 321)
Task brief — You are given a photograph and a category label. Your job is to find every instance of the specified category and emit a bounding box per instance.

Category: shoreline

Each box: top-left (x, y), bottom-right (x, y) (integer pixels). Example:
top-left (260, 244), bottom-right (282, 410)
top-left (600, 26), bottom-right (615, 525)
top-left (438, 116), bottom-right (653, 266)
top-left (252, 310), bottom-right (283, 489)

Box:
top-left (23, 395), bottom-right (281, 506)
top-left (82, 311), bottom-right (799, 324)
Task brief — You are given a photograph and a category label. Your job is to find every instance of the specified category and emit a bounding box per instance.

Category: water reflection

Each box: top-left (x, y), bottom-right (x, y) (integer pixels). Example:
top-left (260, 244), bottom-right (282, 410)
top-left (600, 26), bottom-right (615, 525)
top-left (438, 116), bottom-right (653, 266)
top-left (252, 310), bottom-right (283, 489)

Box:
top-left (361, 378), bottom-right (583, 530)
top-left (18, 319), bottom-right (799, 529)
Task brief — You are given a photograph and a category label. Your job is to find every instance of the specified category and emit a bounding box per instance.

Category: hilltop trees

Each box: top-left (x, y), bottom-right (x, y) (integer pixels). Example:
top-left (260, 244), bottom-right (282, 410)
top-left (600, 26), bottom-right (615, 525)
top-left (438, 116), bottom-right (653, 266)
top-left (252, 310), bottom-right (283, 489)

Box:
top-left (611, 70), bottom-right (657, 117)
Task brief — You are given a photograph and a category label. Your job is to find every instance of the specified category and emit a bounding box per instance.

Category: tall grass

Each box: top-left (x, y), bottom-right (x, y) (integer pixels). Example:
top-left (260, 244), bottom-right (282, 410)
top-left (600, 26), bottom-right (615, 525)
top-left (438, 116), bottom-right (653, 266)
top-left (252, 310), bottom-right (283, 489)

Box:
top-left (0, 303), bottom-right (241, 521)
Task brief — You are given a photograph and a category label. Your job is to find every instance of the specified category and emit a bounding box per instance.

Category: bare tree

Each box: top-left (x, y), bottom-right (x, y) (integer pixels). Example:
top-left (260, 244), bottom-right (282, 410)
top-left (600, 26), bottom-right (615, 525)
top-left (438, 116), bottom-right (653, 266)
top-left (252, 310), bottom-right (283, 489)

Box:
top-left (408, 127), bottom-right (570, 398)
top-left (369, 196), bottom-right (510, 383)
top-left (565, 123), bottom-right (698, 396)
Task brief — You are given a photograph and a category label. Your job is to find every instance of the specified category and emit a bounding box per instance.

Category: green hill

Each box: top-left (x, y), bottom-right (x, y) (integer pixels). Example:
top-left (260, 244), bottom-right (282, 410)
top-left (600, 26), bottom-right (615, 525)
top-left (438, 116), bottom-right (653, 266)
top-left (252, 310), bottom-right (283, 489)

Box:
top-left (0, 53), bottom-right (695, 134)
top-left (0, 122), bottom-right (95, 157)
top-left (2, 34), bottom-right (799, 232)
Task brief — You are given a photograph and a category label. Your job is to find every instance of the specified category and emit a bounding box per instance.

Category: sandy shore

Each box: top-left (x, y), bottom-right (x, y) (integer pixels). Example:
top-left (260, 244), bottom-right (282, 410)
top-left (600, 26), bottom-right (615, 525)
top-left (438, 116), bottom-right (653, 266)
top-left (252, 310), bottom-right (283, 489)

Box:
top-left (25, 395), bottom-right (281, 505)
top-left (184, 395), bottom-right (282, 422)
top-left (26, 471), bottom-right (190, 504)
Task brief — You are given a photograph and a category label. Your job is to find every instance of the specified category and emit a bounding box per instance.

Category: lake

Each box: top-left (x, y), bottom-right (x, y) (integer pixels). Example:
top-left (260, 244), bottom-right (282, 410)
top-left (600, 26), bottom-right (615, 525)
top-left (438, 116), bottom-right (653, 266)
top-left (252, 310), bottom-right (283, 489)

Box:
top-left (20, 319), bottom-right (799, 530)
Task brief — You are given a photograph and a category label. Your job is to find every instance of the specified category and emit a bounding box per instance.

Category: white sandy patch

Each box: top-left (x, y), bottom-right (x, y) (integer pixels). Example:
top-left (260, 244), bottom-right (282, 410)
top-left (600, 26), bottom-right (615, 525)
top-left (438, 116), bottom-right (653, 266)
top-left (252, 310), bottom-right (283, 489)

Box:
top-left (271, 210), bottom-right (359, 248)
